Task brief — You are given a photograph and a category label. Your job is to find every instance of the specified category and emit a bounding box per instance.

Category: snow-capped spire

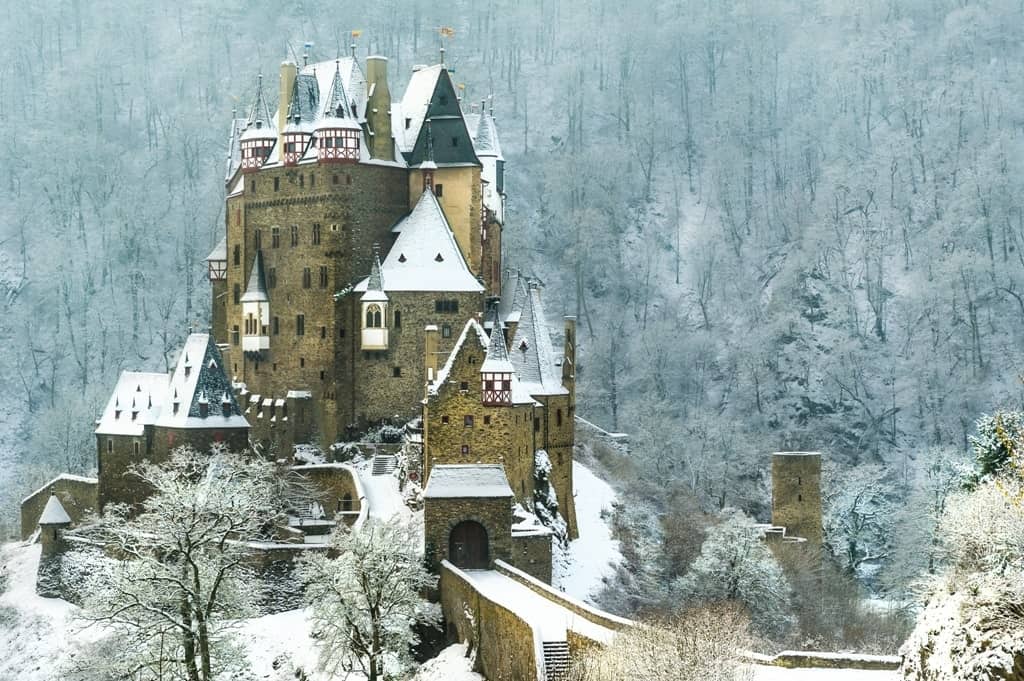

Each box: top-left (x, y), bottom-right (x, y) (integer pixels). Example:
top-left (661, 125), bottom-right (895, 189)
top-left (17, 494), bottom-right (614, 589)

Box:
top-left (361, 244), bottom-right (388, 303)
top-left (39, 493), bottom-right (72, 526)
top-left (325, 59), bottom-right (352, 119)
top-left (246, 72), bottom-right (273, 130)
top-left (481, 307), bottom-right (514, 374)
top-left (240, 251), bottom-right (269, 303)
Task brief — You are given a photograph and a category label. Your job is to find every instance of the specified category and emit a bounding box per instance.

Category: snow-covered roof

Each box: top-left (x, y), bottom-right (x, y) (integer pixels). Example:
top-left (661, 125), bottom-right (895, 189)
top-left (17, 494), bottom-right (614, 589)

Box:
top-left (240, 251), bottom-right (268, 303)
top-left (95, 371), bottom-right (169, 436)
top-left (38, 494), bottom-right (72, 526)
top-left (473, 111), bottom-right (503, 159)
top-left (354, 190), bottom-right (483, 293)
top-left (154, 334), bottom-right (248, 430)
top-left (480, 310), bottom-right (514, 374)
top-left (394, 64), bottom-right (443, 153)
top-left (499, 271), bottom-right (568, 396)
top-left (206, 237), bottom-right (226, 262)
top-left (360, 251), bottom-right (388, 302)
top-left (424, 464), bottom-right (514, 499)
top-left (21, 474), bottom-right (97, 506)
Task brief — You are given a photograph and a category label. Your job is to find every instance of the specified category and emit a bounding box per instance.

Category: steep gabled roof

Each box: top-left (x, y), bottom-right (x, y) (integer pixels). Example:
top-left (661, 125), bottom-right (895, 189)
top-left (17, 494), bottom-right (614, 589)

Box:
top-left (354, 191), bottom-right (483, 293)
top-left (481, 309), bottom-right (514, 374)
top-left (95, 370), bottom-right (169, 436)
top-left (393, 65), bottom-right (479, 167)
top-left (428, 318), bottom-right (537, 406)
top-left (155, 334), bottom-right (249, 430)
top-left (394, 64), bottom-right (443, 153)
top-left (240, 251), bottom-right (268, 303)
top-left (500, 271), bottom-right (567, 397)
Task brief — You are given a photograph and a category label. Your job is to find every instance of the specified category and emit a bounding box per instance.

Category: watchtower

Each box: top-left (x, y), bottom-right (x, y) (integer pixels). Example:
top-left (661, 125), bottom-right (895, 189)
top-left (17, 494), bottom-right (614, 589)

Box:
top-left (771, 452), bottom-right (823, 548)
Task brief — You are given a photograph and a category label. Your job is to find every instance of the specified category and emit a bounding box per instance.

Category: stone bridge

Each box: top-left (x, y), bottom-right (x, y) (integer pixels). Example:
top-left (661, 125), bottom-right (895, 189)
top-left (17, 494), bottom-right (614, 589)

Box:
top-left (440, 559), bottom-right (633, 681)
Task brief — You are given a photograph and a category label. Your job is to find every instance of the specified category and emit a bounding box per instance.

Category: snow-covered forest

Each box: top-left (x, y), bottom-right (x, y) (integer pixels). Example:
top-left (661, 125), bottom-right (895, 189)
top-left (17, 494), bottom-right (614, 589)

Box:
top-left (2, 0), bottom-right (1023, 655)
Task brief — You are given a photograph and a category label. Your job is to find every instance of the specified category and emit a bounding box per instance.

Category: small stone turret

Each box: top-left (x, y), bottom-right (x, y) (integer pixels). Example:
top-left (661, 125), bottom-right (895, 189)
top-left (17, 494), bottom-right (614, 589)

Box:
top-left (37, 493), bottom-right (72, 598)
top-left (365, 56), bottom-right (394, 160)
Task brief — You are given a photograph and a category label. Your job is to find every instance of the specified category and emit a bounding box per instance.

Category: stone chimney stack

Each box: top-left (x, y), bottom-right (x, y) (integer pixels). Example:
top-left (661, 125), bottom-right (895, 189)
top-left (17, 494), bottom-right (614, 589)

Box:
top-left (365, 56), bottom-right (394, 160)
top-left (278, 60), bottom-right (298, 149)
top-left (424, 324), bottom-right (439, 391)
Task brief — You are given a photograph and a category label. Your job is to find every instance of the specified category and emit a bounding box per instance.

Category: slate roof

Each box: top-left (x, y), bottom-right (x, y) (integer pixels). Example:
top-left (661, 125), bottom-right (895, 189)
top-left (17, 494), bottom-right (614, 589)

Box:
top-left (480, 308), bottom-right (514, 374)
top-left (354, 191), bottom-right (483, 293)
top-left (500, 271), bottom-right (568, 397)
top-left (155, 334), bottom-right (249, 430)
top-left (38, 494), bottom-right (72, 526)
top-left (240, 251), bottom-right (268, 303)
top-left (429, 319), bottom-right (537, 406)
top-left (206, 236), bottom-right (226, 263)
top-left (361, 249), bottom-right (388, 302)
top-left (95, 371), bottom-right (169, 436)
top-left (424, 464), bottom-right (514, 499)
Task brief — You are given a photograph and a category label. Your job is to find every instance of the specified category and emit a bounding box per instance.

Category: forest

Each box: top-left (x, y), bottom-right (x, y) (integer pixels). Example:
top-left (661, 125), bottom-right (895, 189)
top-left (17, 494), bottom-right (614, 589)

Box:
top-left (1, 0), bottom-right (1023, 658)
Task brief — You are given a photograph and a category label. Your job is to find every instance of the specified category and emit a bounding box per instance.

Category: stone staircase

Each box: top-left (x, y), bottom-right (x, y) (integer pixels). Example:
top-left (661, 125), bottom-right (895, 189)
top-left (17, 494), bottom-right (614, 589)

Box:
top-left (542, 640), bottom-right (570, 681)
top-left (371, 454), bottom-right (397, 476)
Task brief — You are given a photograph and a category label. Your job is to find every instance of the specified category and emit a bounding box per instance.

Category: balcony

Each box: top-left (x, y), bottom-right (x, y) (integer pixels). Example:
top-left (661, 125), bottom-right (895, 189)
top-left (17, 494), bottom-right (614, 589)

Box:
top-left (242, 335), bottom-right (270, 353)
top-left (361, 327), bottom-right (389, 350)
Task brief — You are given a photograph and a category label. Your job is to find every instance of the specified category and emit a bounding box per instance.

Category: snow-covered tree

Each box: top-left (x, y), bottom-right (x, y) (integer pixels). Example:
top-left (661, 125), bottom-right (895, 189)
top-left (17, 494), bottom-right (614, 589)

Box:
top-left (533, 449), bottom-right (568, 545)
top-left (675, 509), bottom-right (793, 638)
top-left (567, 603), bottom-right (754, 681)
top-left (968, 411), bottom-right (1024, 481)
top-left (823, 464), bottom-right (895, 577)
top-left (67, 445), bottom-right (284, 681)
top-left (298, 518), bottom-right (439, 681)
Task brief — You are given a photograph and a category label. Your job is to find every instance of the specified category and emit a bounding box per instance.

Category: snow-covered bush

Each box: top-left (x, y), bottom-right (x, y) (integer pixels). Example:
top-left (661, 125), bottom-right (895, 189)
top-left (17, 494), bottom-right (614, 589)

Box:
top-left (567, 603), bottom-right (754, 681)
top-left (533, 450), bottom-right (568, 545)
top-left (675, 509), bottom-right (794, 638)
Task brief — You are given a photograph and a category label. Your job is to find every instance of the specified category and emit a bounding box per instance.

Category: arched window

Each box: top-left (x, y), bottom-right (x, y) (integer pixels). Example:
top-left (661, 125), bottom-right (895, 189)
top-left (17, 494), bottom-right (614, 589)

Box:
top-left (365, 304), bottom-right (383, 328)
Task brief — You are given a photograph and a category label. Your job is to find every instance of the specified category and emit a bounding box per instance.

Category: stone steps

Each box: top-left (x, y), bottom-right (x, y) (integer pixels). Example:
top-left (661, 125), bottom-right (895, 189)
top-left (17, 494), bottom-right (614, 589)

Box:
top-left (542, 640), bottom-right (570, 681)
top-left (371, 454), bottom-right (397, 476)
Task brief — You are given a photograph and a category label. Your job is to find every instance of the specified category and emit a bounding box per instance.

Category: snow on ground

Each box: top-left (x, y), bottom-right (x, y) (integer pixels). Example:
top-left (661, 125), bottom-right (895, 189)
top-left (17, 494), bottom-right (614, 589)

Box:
top-left (554, 461), bottom-right (622, 603)
top-left (746, 665), bottom-right (898, 680)
top-left (235, 608), bottom-right (333, 680)
top-left (0, 542), bottom-right (80, 681)
top-left (411, 643), bottom-right (483, 681)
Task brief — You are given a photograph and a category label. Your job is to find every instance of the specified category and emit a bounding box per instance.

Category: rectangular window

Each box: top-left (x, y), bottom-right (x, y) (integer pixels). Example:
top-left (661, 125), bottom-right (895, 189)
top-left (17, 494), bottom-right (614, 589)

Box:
top-left (393, 367), bottom-right (402, 377)
top-left (556, 409), bottom-right (563, 427)
top-left (299, 173), bottom-right (304, 188)
top-left (291, 225), bottom-right (299, 247)
top-left (312, 223), bottom-right (321, 245)
top-left (267, 268), bottom-right (277, 289)
top-left (250, 180), bottom-right (256, 193)
top-left (320, 326), bottom-right (327, 339)
top-left (434, 300), bottom-right (459, 313)
top-left (273, 177), bottom-right (280, 192)
top-left (320, 370), bottom-right (326, 381)
top-left (435, 183), bottom-right (443, 197)
top-left (233, 245), bottom-right (240, 266)
top-left (271, 227), bottom-right (280, 248)
top-left (300, 357), bottom-right (305, 368)
top-left (233, 284), bottom-right (240, 304)
top-left (133, 441), bottom-right (140, 456)
top-left (441, 415), bottom-right (449, 425)
top-left (106, 439), bottom-right (113, 454)
top-left (461, 444), bottom-right (470, 455)
top-left (483, 415), bottom-right (491, 425)
top-left (302, 267), bottom-right (312, 289)
top-left (534, 417), bottom-right (541, 433)
top-left (394, 310), bottom-right (402, 328)
top-left (254, 229), bottom-right (261, 250)
top-left (459, 381), bottom-right (469, 391)
top-left (332, 174), bottom-right (339, 185)
top-left (442, 324), bottom-right (452, 338)
top-left (296, 315), bottom-right (305, 336)
top-left (464, 415), bottom-right (474, 427)
top-left (232, 325), bottom-right (239, 345)
top-left (318, 265), bottom-right (328, 288)
top-left (311, 173), bottom-right (315, 187)
top-left (273, 316), bottom-right (280, 335)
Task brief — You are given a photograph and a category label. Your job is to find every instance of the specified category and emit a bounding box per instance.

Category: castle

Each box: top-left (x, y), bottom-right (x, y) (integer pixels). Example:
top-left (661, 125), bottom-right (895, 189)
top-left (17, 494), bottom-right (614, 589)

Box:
top-left (22, 51), bottom-right (577, 566)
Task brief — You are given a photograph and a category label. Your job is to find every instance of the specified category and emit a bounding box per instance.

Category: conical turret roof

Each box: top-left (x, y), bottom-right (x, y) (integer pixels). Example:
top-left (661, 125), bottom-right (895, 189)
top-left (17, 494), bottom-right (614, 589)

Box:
top-left (361, 246), bottom-right (388, 302)
top-left (240, 251), bottom-right (268, 303)
top-left (481, 308), bottom-right (514, 373)
top-left (39, 494), bottom-right (71, 526)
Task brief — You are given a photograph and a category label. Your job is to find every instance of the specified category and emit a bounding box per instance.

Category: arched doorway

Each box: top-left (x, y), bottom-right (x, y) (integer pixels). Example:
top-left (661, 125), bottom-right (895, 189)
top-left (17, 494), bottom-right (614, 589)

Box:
top-left (449, 521), bottom-right (489, 569)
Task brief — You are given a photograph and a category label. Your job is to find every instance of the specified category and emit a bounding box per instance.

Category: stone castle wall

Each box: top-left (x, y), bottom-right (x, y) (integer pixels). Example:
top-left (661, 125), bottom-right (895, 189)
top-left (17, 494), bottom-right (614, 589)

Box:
top-left (20, 476), bottom-right (97, 540)
top-left (509, 533), bottom-right (552, 584)
top-left (771, 452), bottom-right (823, 548)
top-left (424, 495), bottom-right (512, 573)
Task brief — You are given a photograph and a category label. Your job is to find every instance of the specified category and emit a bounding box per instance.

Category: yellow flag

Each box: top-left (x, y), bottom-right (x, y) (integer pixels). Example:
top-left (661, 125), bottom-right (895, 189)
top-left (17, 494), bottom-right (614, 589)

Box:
top-left (351, 29), bottom-right (363, 38)
top-left (458, 83), bottom-right (466, 90)
top-left (439, 26), bottom-right (455, 38)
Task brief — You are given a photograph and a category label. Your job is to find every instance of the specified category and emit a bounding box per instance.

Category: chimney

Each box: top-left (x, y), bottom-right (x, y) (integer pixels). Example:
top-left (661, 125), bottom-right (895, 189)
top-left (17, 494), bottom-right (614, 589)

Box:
top-left (424, 324), bottom-right (439, 393)
top-left (278, 60), bottom-right (298, 149)
top-left (365, 56), bottom-right (393, 160)
top-left (563, 316), bottom-right (577, 396)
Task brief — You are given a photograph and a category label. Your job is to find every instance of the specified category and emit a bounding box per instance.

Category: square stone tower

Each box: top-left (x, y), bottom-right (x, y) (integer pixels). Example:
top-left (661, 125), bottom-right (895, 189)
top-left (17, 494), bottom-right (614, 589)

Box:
top-left (771, 452), bottom-right (823, 548)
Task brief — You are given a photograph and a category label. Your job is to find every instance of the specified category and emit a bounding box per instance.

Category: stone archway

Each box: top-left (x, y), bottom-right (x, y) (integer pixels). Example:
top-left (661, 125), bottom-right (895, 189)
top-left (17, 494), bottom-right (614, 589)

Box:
top-left (449, 520), bottom-right (489, 569)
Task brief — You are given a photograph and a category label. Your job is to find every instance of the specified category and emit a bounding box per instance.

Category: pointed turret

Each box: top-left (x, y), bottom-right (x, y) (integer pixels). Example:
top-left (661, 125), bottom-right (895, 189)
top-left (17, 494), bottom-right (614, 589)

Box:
top-left (361, 245), bottom-right (389, 350)
top-left (481, 308), bottom-right (513, 405)
top-left (240, 74), bottom-right (277, 173)
top-left (38, 493), bottom-right (72, 527)
top-left (240, 252), bottom-right (270, 353)
top-left (315, 60), bottom-right (362, 164)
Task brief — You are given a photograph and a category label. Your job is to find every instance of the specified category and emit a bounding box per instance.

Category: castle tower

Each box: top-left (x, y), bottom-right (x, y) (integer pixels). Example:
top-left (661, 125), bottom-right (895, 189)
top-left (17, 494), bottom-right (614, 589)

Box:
top-left (240, 251), bottom-right (270, 354)
top-left (205, 238), bottom-right (228, 345)
top-left (365, 56), bottom-right (394, 160)
top-left (771, 452), bottom-right (823, 548)
top-left (36, 492), bottom-right (72, 598)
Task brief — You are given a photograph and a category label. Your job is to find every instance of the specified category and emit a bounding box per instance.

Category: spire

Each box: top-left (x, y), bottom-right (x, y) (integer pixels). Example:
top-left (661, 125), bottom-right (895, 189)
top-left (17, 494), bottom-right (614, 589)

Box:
top-left (421, 119), bottom-right (437, 170)
top-left (246, 73), bottom-right (273, 129)
top-left (240, 251), bottom-right (269, 303)
top-left (481, 306), bottom-right (514, 373)
top-left (39, 493), bottom-right (72, 526)
top-left (325, 59), bottom-right (352, 119)
top-left (368, 244), bottom-right (384, 291)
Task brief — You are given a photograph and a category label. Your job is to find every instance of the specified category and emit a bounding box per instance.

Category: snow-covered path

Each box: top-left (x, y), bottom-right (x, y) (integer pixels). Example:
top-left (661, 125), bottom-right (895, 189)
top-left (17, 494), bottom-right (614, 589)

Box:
top-left (463, 569), bottom-right (615, 644)
top-left (747, 666), bottom-right (898, 680)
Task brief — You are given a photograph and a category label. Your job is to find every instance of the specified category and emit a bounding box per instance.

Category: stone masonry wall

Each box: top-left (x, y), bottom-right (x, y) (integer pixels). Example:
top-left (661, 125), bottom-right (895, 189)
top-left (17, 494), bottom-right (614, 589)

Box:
top-left (509, 533), bottom-right (552, 584)
top-left (424, 496), bottom-right (511, 573)
top-left (535, 393), bottom-right (577, 538)
top-left (771, 452), bottom-right (823, 548)
top-left (20, 477), bottom-right (97, 540)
